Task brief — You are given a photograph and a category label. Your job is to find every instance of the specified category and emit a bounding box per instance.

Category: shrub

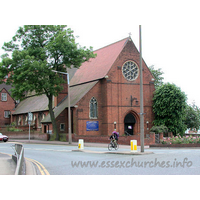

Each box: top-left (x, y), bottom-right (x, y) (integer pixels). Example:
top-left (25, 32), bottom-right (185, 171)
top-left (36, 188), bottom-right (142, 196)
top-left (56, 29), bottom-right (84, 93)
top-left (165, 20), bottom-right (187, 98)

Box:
top-left (162, 134), bottom-right (200, 144)
top-left (6, 125), bottom-right (23, 132)
top-left (151, 125), bottom-right (168, 134)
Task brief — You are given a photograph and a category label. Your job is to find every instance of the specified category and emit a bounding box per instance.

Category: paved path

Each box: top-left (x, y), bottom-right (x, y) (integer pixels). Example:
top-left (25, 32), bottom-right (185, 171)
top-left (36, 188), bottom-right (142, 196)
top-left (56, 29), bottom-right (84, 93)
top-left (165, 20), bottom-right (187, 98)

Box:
top-left (0, 153), bottom-right (16, 175)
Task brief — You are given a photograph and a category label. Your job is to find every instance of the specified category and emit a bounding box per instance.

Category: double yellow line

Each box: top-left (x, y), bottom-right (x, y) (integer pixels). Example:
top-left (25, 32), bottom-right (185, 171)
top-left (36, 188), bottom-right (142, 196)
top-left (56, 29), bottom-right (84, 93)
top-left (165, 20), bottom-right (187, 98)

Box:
top-left (26, 158), bottom-right (50, 175)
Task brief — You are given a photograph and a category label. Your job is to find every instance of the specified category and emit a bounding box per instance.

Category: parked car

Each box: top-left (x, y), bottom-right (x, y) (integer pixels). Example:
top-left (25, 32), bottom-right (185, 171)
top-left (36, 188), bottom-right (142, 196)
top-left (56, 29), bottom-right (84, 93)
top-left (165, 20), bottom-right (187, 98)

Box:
top-left (0, 133), bottom-right (8, 142)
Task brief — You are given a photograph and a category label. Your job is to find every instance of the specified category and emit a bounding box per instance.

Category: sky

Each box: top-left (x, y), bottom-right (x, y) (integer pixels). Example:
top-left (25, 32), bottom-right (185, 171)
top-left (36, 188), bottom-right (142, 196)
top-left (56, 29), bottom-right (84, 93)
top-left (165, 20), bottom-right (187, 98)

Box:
top-left (1, 0), bottom-right (200, 107)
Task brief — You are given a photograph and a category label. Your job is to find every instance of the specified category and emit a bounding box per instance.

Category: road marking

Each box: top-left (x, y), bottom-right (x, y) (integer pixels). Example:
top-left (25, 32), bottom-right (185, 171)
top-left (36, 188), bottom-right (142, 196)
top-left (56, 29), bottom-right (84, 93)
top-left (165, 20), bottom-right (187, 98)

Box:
top-left (26, 157), bottom-right (50, 175)
top-left (54, 150), bottom-right (72, 152)
top-left (35, 148), bottom-right (46, 151)
top-left (44, 149), bottom-right (54, 151)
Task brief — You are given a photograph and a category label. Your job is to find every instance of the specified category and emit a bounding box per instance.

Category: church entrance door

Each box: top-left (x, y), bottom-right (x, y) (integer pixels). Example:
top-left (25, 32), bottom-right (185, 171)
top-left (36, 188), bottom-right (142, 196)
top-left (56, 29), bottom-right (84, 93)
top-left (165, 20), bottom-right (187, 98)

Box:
top-left (124, 113), bottom-right (136, 135)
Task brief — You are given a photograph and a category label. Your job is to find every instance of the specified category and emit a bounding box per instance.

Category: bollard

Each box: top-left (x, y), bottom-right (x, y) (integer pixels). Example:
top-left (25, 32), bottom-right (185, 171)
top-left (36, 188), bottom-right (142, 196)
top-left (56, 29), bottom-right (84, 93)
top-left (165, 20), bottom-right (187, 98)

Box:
top-left (130, 140), bottom-right (137, 152)
top-left (78, 139), bottom-right (84, 150)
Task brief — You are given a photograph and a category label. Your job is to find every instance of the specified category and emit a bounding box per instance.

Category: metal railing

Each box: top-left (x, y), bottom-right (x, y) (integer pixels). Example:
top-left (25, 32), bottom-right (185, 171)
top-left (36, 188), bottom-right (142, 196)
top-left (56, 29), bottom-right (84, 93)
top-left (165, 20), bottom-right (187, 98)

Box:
top-left (12, 144), bottom-right (26, 175)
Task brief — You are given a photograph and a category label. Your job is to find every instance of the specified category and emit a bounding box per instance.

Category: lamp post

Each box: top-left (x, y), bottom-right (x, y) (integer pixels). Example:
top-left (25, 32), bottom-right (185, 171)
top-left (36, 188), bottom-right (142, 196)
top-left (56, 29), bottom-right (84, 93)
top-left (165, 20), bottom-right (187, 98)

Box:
top-left (52, 70), bottom-right (72, 144)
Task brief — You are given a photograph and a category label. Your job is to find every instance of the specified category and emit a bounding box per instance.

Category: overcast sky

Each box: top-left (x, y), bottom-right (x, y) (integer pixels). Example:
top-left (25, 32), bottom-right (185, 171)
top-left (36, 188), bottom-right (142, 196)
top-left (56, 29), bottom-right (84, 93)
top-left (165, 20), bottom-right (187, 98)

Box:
top-left (1, 0), bottom-right (200, 106)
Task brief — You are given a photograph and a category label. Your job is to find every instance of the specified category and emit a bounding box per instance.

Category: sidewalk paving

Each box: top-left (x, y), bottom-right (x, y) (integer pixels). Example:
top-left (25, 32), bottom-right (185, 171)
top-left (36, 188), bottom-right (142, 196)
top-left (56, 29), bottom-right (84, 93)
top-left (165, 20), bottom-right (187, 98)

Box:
top-left (0, 153), bottom-right (16, 175)
top-left (0, 153), bottom-right (37, 175)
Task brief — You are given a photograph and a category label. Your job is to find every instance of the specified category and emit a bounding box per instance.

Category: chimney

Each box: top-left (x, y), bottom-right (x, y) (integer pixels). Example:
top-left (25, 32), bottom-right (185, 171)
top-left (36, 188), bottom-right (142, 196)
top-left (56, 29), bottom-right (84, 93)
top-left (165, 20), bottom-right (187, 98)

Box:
top-left (56, 74), bottom-right (68, 106)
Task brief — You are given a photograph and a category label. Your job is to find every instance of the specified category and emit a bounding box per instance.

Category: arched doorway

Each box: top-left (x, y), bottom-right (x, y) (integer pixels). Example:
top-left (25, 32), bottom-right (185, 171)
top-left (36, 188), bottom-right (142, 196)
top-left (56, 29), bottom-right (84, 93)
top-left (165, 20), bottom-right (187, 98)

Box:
top-left (124, 113), bottom-right (136, 135)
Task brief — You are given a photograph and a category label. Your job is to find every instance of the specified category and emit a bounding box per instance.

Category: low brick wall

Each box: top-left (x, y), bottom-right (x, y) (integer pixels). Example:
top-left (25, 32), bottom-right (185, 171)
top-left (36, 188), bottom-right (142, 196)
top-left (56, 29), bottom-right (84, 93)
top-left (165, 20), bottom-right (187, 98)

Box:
top-left (1, 130), bottom-right (48, 141)
top-left (0, 129), bottom-right (156, 146)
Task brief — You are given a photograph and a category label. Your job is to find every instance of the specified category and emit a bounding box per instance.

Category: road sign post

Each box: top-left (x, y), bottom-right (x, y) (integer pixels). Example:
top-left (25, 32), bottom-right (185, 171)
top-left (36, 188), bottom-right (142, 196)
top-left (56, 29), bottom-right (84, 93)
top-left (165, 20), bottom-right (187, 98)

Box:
top-left (28, 112), bottom-right (33, 142)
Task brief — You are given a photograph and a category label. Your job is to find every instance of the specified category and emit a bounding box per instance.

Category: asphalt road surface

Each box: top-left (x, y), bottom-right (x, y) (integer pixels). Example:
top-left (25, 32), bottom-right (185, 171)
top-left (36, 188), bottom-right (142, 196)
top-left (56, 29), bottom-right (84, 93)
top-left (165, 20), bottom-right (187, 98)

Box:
top-left (1, 142), bottom-right (200, 175)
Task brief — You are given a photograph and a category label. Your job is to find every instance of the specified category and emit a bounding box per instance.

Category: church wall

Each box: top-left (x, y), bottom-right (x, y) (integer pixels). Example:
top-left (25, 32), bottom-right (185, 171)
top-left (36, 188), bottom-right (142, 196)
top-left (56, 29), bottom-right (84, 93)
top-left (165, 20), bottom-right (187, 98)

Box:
top-left (74, 81), bottom-right (105, 136)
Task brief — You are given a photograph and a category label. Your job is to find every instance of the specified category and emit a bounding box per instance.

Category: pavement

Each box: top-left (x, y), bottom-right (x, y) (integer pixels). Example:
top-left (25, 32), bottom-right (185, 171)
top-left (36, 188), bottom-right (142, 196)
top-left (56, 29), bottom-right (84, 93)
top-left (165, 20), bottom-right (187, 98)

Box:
top-left (0, 153), bottom-right (16, 175)
top-left (0, 139), bottom-right (152, 175)
top-left (0, 152), bottom-right (37, 175)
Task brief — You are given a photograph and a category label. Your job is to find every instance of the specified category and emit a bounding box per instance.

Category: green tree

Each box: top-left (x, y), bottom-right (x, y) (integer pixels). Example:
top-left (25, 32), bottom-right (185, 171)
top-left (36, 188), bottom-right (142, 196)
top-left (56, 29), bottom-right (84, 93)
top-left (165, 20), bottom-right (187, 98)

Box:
top-left (0, 25), bottom-right (96, 140)
top-left (149, 65), bottom-right (164, 89)
top-left (153, 83), bottom-right (187, 136)
top-left (0, 54), bottom-right (10, 83)
top-left (184, 103), bottom-right (200, 131)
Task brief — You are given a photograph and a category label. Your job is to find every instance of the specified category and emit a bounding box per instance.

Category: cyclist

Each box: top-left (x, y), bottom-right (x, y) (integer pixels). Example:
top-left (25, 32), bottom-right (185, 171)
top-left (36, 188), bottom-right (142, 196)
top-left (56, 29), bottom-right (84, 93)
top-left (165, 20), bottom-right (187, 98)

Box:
top-left (109, 131), bottom-right (118, 147)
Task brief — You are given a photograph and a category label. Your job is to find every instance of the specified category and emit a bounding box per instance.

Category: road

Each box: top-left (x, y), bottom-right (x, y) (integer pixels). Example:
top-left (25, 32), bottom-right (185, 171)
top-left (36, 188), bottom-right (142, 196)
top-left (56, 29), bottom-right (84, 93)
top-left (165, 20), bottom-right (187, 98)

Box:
top-left (0, 142), bottom-right (200, 175)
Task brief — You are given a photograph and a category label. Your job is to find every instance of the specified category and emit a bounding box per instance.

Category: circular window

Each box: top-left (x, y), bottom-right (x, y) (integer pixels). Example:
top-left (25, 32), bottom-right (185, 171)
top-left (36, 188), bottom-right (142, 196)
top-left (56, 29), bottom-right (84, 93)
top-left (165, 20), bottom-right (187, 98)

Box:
top-left (122, 61), bottom-right (139, 81)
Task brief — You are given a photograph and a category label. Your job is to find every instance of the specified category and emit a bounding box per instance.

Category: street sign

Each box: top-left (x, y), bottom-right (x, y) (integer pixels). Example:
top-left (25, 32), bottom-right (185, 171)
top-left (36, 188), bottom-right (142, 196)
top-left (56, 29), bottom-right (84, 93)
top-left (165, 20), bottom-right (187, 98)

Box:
top-left (28, 112), bottom-right (33, 122)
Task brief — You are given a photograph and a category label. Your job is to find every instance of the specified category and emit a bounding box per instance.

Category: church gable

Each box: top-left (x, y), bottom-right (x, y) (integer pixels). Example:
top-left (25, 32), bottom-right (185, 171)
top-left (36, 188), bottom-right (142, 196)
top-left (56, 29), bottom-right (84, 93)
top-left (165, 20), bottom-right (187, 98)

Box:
top-left (107, 38), bottom-right (154, 85)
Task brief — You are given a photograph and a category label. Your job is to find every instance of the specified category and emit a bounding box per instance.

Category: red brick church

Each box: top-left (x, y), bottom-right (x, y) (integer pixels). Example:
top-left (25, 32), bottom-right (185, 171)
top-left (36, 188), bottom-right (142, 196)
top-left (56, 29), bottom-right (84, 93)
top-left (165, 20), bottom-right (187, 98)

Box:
top-left (43, 37), bottom-right (155, 137)
top-left (11, 37), bottom-right (155, 143)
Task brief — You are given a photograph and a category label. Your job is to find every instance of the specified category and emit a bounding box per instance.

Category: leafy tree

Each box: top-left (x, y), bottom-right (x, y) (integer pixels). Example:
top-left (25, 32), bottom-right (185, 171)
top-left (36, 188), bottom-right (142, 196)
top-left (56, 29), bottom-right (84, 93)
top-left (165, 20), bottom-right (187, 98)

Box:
top-left (0, 54), bottom-right (10, 83)
top-left (184, 103), bottom-right (200, 131)
top-left (149, 65), bottom-right (164, 89)
top-left (153, 83), bottom-right (187, 136)
top-left (0, 25), bottom-right (96, 140)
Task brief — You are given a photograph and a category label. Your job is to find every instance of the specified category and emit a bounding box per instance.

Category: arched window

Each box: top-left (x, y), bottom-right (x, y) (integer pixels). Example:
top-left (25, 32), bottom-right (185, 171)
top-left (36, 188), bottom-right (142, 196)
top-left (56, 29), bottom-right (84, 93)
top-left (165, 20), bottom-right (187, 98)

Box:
top-left (90, 97), bottom-right (98, 119)
top-left (38, 112), bottom-right (43, 128)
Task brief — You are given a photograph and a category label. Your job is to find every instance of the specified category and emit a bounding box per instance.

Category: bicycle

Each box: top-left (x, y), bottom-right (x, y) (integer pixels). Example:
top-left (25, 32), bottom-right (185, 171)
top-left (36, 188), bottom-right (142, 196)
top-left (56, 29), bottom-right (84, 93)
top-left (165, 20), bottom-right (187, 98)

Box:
top-left (108, 139), bottom-right (119, 151)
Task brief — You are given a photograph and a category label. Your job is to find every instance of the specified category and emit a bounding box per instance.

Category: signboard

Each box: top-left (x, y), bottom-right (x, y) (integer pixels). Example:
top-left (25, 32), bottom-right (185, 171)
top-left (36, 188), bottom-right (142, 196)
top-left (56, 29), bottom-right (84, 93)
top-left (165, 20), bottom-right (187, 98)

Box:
top-left (28, 112), bottom-right (33, 121)
top-left (86, 121), bottom-right (99, 131)
top-left (28, 112), bottom-right (33, 124)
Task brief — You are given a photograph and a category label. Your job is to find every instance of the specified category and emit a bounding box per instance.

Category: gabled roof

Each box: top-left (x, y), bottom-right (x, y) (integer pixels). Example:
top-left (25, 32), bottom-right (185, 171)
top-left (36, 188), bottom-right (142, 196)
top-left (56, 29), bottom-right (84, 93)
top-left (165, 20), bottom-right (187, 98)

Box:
top-left (12, 77), bottom-right (98, 117)
top-left (13, 94), bottom-right (49, 115)
top-left (70, 37), bottom-right (129, 86)
top-left (42, 81), bottom-right (98, 123)
top-left (0, 83), bottom-right (13, 95)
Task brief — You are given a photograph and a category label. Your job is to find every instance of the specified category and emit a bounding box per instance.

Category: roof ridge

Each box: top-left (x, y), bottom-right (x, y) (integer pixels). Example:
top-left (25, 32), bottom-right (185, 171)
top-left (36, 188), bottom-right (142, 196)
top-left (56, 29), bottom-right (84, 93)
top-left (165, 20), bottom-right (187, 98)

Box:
top-left (93, 37), bottom-right (129, 52)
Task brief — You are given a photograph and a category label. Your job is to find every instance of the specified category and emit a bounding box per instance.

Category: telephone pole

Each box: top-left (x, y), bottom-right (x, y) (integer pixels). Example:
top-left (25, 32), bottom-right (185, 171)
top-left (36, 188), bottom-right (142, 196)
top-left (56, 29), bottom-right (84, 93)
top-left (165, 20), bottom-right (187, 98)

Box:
top-left (139, 25), bottom-right (144, 152)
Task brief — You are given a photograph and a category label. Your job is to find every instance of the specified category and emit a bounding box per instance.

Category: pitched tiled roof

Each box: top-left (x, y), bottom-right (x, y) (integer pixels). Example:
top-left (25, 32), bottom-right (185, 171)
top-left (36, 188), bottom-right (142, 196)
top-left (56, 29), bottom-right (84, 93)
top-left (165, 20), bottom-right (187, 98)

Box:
top-left (42, 81), bottom-right (98, 123)
top-left (13, 94), bottom-right (49, 115)
top-left (70, 37), bottom-right (129, 86)
top-left (0, 83), bottom-right (13, 95)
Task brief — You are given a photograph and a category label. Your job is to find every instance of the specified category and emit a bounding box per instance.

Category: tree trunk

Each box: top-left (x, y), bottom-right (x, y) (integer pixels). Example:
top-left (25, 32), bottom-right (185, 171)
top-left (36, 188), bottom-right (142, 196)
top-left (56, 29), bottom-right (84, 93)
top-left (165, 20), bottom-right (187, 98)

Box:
top-left (48, 94), bottom-right (59, 140)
